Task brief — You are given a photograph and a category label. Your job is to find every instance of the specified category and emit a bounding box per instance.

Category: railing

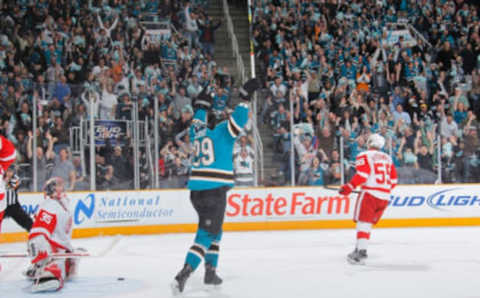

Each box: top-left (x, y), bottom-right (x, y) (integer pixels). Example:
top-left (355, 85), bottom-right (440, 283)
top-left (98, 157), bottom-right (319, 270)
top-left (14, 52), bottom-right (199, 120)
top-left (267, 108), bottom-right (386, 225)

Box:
top-left (408, 24), bottom-right (433, 49)
top-left (286, 124), bottom-right (479, 187)
top-left (144, 118), bottom-right (154, 189)
top-left (223, 0), bottom-right (264, 185)
top-left (223, 0), bottom-right (245, 84)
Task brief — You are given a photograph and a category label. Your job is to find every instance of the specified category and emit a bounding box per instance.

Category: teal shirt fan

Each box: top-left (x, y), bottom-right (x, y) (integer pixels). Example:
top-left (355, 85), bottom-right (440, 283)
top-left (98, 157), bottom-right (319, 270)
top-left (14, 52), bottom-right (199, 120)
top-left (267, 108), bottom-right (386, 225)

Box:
top-left (187, 103), bottom-right (250, 191)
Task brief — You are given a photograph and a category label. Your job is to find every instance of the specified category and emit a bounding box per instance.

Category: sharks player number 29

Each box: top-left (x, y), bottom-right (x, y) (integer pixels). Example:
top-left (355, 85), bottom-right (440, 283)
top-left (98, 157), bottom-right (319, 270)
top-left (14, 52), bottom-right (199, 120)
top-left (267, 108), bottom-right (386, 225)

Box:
top-left (192, 138), bottom-right (215, 167)
top-left (172, 79), bottom-right (261, 295)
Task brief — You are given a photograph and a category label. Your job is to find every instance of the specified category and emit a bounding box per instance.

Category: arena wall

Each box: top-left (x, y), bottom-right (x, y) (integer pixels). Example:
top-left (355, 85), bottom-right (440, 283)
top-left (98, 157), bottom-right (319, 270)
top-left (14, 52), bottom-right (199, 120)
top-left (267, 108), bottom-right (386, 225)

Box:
top-left (1, 185), bottom-right (479, 243)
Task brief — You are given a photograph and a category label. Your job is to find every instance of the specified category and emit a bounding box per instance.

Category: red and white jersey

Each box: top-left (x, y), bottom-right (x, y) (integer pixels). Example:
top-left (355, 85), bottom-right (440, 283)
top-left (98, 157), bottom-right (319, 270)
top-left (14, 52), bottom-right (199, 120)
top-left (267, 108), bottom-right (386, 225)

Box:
top-left (0, 135), bottom-right (16, 163)
top-left (352, 149), bottom-right (398, 200)
top-left (29, 197), bottom-right (73, 252)
top-left (0, 178), bottom-right (7, 213)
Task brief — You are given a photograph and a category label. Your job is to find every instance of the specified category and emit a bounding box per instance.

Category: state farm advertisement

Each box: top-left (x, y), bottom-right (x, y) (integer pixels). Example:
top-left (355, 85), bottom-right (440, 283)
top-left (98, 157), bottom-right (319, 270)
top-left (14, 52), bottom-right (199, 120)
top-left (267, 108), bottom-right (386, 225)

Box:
top-left (224, 185), bottom-right (480, 222)
top-left (225, 188), bottom-right (351, 222)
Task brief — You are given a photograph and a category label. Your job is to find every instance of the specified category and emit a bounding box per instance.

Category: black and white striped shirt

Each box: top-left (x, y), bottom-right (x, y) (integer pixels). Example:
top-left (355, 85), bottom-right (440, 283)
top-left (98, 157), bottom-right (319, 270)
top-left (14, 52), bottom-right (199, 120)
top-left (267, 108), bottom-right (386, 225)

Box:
top-left (6, 174), bottom-right (19, 206)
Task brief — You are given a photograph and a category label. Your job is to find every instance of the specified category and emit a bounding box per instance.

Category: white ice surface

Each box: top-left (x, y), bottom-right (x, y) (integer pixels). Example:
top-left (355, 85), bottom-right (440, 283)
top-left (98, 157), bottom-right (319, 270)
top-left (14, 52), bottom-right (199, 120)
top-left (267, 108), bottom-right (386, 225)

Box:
top-left (0, 227), bottom-right (479, 298)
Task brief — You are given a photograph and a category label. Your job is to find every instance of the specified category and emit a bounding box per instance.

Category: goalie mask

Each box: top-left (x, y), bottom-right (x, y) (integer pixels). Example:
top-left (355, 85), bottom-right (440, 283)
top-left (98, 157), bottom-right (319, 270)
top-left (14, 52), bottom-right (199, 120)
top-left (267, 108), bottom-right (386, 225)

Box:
top-left (44, 177), bottom-right (66, 200)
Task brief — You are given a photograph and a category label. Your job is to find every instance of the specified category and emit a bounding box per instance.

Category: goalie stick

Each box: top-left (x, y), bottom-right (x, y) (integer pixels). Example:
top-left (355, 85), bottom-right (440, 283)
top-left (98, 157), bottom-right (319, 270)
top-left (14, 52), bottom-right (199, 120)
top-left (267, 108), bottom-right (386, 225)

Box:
top-left (0, 251), bottom-right (90, 259)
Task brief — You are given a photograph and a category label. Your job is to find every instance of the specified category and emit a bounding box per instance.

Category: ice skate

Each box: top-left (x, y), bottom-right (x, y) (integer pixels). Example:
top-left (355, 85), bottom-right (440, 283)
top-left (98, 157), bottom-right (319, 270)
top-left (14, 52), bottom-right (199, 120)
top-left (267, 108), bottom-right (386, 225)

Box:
top-left (347, 249), bottom-right (368, 265)
top-left (171, 264), bottom-right (193, 295)
top-left (204, 264), bottom-right (222, 287)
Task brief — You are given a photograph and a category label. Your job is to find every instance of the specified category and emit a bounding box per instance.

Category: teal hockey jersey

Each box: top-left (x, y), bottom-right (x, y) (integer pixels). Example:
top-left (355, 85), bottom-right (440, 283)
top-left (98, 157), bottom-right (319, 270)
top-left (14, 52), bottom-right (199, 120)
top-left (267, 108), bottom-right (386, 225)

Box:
top-left (188, 103), bottom-right (249, 191)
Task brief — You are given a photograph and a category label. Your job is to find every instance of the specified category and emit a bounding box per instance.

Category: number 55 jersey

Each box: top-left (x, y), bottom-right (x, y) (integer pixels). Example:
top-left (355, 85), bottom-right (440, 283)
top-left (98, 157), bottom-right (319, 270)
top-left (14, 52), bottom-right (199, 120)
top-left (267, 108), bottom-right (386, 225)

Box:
top-left (188, 103), bottom-right (249, 191)
top-left (352, 149), bottom-right (398, 200)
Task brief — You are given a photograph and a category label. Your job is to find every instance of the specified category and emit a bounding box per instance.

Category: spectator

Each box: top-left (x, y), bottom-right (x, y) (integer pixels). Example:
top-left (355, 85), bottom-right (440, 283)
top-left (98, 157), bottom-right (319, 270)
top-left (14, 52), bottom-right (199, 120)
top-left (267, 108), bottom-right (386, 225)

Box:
top-left (172, 86), bottom-right (191, 120)
top-left (184, 3), bottom-right (199, 51)
top-left (52, 75), bottom-right (71, 105)
top-left (356, 66), bottom-right (371, 93)
top-left (308, 157), bottom-right (325, 186)
top-left (50, 117), bottom-right (69, 152)
top-left (116, 93), bottom-right (133, 120)
top-left (198, 16), bottom-right (222, 57)
top-left (233, 147), bottom-right (255, 187)
top-left (50, 147), bottom-right (76, 192)
top-left (99, 78), bottom-right (118, 120)
top-left (173, 105), bottom-right (193, 136)
top-left (212, 87), bottom-right (229, 120)
top-left (73, 156), bottom-right (89, 191)
top-left (414, 130), bottom-right (435, 172)
top-left (26, 130), bottom-right (54, 191)
top-left (99, 165), bottom-right (119, 190)
top-left (461, 125), bottom-right (480, 182)
top-left (392, 104), bottom-right (412, 125)
top-left (440, 111), bottom-right (459, 139)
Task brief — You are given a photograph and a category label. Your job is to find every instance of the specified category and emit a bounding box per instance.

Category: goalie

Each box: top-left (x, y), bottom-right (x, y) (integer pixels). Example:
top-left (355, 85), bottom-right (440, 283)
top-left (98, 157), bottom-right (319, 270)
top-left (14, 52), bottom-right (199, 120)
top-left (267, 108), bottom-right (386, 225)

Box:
top-left (26, 177), bottom-right (78, 292)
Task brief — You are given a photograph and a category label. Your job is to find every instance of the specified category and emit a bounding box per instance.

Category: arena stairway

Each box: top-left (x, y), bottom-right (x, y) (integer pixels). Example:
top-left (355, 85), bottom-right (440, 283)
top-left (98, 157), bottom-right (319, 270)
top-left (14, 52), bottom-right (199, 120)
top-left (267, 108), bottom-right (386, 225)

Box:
top-left (208, 0), bottom-right (285, 185)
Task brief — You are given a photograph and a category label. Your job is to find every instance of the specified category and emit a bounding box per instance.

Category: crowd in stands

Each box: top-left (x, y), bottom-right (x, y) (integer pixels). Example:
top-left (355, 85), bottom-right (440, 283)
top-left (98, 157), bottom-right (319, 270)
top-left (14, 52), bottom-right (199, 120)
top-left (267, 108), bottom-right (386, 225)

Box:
top-left (0, 0), bottom-right (239, 191)
top-left (252, 0), bottom-right (480, 185)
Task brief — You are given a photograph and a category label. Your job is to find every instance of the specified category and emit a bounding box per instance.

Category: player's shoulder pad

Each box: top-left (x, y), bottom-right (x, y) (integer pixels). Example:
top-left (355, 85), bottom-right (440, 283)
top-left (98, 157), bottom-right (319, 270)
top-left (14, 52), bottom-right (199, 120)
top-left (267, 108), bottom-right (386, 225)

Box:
top-left (42, 198), bottom-right (64, 212)
top-left (237, 102), bottom-right (249, 109)
top-left (355, 153), bottom-right (368, 166)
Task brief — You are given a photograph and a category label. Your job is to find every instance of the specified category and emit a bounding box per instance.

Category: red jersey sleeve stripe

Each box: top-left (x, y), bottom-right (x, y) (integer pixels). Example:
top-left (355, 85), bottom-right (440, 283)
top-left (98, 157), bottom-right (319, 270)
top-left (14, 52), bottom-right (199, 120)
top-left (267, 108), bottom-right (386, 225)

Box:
top-left (356, 171), bottom-right (369, 178)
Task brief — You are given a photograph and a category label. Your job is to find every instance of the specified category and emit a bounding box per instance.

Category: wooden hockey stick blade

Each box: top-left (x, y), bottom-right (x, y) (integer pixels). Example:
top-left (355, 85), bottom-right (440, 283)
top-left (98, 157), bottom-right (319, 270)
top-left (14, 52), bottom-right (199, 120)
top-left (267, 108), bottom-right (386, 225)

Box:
top-left (0, 252), bottom-right (91, 258)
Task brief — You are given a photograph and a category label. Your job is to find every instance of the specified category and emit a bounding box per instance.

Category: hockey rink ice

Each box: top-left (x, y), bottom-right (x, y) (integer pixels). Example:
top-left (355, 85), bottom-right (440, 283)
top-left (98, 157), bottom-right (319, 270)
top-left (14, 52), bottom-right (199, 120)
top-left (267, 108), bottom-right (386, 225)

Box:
top-left (0, 227), bottom-right (479, 298)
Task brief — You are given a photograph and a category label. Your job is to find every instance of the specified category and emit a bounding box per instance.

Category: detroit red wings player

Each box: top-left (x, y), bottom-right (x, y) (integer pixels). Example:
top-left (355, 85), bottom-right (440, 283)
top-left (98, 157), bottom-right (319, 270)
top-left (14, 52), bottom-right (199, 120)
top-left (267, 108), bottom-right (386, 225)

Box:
top-left (0, 135), bottom-right (15, 233)
top-left (0, 135), bottom-right (16, 172)
top-left (339, 133), bottom-right (398, 265)
top-left (27, 177), bottom-right (77, 292)
top-left (0, 167), bottom-right (7, 233)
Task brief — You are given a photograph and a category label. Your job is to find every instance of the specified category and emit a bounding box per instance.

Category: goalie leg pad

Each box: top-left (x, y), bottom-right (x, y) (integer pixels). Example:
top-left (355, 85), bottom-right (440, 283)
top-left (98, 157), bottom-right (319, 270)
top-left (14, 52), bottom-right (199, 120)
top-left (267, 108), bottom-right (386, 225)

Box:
top-left (31, 262), bottom-right (64, 292)
top-left (24, 264), bottom-right (41, 280)
top-left (65, 258), bottom-right (79, 280)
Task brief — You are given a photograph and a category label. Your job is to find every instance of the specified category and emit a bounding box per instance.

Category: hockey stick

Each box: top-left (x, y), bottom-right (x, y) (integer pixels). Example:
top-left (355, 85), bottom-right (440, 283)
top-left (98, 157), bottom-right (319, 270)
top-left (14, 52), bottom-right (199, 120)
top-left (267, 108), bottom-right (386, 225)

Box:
top-left (323, 184), bottom-right (361, 194)
top-left (0, 251), bottom-right (90, 259)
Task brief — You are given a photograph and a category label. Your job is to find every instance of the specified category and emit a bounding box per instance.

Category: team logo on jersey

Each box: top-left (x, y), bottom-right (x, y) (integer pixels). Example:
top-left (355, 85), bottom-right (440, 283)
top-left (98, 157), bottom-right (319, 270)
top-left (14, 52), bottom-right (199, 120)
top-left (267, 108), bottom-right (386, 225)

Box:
top-left (74, 193), bottom-right (95, 225)
top-left (355, 157), bottom-right (365, 167)
top-left (40, 211), bottom-right (53, 224)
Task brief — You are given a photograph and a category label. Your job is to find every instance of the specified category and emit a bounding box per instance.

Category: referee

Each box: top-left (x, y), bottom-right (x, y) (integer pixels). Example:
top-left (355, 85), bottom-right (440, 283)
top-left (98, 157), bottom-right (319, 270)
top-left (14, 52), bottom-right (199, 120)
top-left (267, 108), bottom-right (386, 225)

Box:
top-left (4, 165), bottom-right (32, 232)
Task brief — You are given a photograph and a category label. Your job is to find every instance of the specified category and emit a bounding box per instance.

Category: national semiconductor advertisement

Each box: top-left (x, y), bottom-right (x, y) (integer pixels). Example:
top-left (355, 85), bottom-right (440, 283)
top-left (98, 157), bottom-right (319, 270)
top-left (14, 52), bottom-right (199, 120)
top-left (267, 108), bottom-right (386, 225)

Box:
top-left (1, 185), bottom-right (479, 238)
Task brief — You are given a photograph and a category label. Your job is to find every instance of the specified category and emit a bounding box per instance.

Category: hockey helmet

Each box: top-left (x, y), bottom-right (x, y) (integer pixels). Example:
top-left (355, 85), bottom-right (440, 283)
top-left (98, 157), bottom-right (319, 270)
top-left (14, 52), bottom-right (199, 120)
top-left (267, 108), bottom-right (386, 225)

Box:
top-left (43, 177), bottom-right (65, 199)
top-left (367, 133), bottom-right (385, 149)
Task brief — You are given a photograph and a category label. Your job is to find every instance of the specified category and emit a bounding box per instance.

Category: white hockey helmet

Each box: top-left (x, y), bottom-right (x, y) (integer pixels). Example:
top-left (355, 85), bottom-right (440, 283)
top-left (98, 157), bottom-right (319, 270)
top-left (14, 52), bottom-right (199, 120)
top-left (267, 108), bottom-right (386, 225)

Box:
top-left (43, 176), bottom-right (65, 200)
top-left (367, 133), bottom-right (385, 149)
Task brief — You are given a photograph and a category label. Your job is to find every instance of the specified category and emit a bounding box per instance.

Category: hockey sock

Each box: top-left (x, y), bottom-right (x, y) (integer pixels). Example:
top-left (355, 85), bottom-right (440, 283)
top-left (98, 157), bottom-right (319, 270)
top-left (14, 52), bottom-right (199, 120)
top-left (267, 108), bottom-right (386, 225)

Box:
top-left (0, 211), bottom-right (3, 232)
top-left (356, 221), bottom-right (372, 251)
top-left (205, 231), bottom-right (222, 268)
top-left (185, 228), bottom-right (214, 270)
